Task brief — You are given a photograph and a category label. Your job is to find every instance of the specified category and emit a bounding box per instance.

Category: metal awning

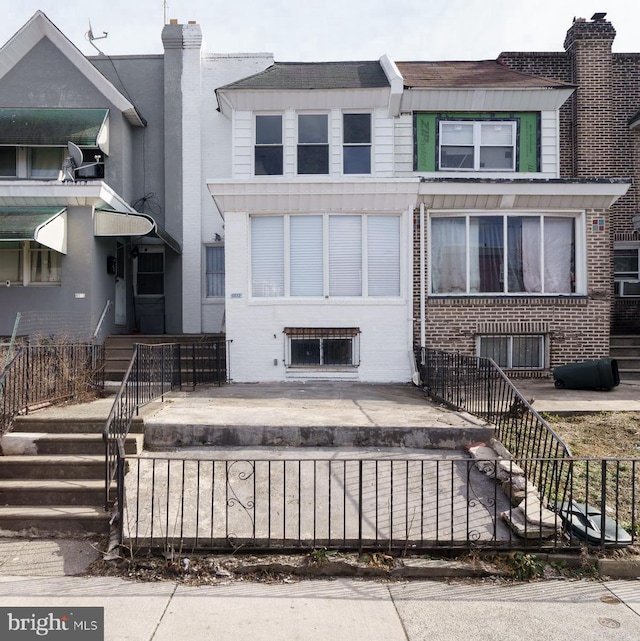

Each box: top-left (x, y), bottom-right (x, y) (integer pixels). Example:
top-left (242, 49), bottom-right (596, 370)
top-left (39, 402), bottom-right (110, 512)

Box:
top-left (94, 209), bottom-right (181, 254)
top-left (0, 108), bottom-right (109, 153)
top-left (0, 207), bottom-right (67, 253)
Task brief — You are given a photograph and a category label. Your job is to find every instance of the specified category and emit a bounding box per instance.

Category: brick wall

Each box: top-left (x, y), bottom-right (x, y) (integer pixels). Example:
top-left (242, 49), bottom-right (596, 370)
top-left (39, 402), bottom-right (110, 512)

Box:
top-left (413, 208), bottom-right (612, 373)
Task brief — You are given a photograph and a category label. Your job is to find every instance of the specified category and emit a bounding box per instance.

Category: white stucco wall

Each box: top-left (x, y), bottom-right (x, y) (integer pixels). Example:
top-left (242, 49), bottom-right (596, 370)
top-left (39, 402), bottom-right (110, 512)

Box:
top-left (224, 210), bottom-right (414, 383)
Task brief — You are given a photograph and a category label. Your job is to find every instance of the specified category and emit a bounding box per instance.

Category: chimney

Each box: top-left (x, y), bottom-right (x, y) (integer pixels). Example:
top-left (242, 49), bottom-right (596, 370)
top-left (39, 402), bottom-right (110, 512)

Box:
top-left (564, 13), bottom-right (616, 178)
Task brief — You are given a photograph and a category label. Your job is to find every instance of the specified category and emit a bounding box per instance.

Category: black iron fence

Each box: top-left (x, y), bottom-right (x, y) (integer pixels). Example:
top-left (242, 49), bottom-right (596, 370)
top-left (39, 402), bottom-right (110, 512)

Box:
top-left (118, 454), bottom-right (638, 552)
top-left (104, 341), bottom-right (229, 508)
top-left (0, 343), bottom-right (104, 433)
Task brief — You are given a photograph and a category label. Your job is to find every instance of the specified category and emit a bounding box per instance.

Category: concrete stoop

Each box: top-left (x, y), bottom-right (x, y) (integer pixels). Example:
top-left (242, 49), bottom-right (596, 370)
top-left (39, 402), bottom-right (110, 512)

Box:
top-left (0, 414), bottom-right (144, 536)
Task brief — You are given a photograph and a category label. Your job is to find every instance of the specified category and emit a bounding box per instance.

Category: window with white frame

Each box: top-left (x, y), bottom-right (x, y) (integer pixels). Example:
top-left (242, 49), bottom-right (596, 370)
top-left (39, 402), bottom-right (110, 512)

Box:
top-left (439, 121), bottom-right (516, 171)
top-left (614, 246), bottom-right (640, 297)
top-left (343, 113), bottom-right (371, 174)
top-left (205, 245), bottom-right (225, 297)
top-left (251, 214), bottom-right (401, 298)
top-left (284, 327), bottom-right (360, 367)
top-left (0, 241), bottom-right (61, 285)
top-left (0, 146), bottom-right (103, 180)
top-left (29, 148), bottom-right (65, 179)
top-left (429, 213), bottom-right (579, 295)
top-left (255, 114), bottom-right (283, 176)
top-left (478, 335), bottom-right (545, 370)
top-left (297, 114), bottom-right (329, 174)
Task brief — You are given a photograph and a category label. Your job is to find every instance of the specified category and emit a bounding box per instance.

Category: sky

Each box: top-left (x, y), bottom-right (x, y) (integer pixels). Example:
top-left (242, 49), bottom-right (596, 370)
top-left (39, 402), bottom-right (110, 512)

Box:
top-left (1, 1), bottom-right (639, 62)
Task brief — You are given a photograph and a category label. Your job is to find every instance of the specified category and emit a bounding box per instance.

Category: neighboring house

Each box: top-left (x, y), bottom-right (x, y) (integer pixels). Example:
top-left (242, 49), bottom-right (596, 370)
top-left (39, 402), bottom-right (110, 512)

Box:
top-left (498, 13), bottom-right (640, 335)
top-left (0, 12), bottom-right (271, 341)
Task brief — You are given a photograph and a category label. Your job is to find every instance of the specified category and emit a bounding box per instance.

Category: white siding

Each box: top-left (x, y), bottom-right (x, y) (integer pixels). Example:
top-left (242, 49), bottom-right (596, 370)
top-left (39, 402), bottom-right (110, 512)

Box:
top-left (373, 107), bottom-right (394, 176)
top-left (393, 113), bottom-right (414, 176)
top-left (540, 110), bottom-right (559, 177)
top-left (232, 111), bottom-right (252, 178)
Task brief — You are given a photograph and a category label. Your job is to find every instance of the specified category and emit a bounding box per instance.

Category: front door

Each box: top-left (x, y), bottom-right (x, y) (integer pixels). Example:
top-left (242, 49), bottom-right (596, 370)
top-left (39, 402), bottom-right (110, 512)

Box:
top-left (115, 242), bottom-right (126, 326)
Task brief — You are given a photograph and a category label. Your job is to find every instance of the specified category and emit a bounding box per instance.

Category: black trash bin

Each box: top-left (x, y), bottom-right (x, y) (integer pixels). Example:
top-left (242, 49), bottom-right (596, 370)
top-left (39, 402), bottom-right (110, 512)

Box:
top-left (552, 357), bottom-right (620, 391)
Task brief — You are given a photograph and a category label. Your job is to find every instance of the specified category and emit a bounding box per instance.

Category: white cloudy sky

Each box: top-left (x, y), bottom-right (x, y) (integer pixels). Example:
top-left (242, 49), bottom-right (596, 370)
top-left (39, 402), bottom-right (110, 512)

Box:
top-left (2, 1), bottom-right (639, 61)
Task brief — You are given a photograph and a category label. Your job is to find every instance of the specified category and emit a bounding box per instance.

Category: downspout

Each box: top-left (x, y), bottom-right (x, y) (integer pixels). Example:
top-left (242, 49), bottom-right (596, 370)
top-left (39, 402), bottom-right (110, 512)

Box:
top-left (420, 202), bottom-right (426, 350)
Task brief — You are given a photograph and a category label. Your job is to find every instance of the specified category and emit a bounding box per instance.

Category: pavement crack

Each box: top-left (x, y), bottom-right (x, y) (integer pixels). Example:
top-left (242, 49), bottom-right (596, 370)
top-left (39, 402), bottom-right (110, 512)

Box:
top-left (149, 583), bottom-right (178, 640)
top-left (387, 584), bottom-right (411, 641)
top-left (352, 400), bottom-right (376, 425)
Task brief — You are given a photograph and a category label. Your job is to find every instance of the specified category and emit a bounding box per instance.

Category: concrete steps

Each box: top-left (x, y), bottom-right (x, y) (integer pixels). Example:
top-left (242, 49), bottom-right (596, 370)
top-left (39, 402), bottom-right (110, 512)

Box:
top-left (0, 409), bottom-right (143, 536)
top-left (610, 335), bottom-right (640, 380)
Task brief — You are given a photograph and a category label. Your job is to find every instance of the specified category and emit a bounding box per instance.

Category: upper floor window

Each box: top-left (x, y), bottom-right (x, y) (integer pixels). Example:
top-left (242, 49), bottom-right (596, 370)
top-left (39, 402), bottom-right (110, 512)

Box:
top-left (0, 148), bottom-right (16, 176)
top-left (343, 113), bottom-right (371, 174)
top-left (414, 112), bottom-right (539, 173)
top-left (251, 213), bottom-right (400, 298)
top-left (439, 121), bottom-right (516, 171)
top-left (430, 213), bottom-right (579, 295)
top-left (297, 114), bottom-right (328, 174)
top-left (0, 146), bottom-right (103, 180)
top-left (0, 241), bottom-right (61, 285)
top-left (255, 115), bottom-right (283, 176)
top-left (30, 148), bottom-right (65, 179)
top-left (205, 245), bottom-right (225, 297)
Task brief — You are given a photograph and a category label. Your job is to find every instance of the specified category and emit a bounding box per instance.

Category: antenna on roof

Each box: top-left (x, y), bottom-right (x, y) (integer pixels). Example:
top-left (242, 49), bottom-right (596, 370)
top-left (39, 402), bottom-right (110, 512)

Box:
top-left (85, 20), bottom-right (108, 54)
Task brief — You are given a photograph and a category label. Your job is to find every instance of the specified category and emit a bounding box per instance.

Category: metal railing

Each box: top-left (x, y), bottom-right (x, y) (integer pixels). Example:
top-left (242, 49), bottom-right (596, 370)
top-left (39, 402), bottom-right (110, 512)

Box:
top-left (103, 340), bottom-right (230, 511)
top-left (118, 454), bottom-right (638, 552)
top-left (418, 348), bottom-right (572, 508)
top-left (1, 343), bottom-right (104, 433)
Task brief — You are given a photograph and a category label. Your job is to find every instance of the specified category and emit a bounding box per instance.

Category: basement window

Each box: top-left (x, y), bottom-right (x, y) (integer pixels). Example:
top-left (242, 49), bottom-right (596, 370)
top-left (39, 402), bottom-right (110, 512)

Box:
top-left (284, 327), bottom-right (360, 367)
top-left (478, 334), bottom-right (545, 370)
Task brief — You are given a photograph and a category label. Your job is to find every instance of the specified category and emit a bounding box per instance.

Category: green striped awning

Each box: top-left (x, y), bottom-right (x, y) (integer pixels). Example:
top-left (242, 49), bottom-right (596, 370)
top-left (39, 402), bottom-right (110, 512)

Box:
top-left (0, 207), bottom-right (67, 253)
top-left (0, 108), bottom-right (109, 150)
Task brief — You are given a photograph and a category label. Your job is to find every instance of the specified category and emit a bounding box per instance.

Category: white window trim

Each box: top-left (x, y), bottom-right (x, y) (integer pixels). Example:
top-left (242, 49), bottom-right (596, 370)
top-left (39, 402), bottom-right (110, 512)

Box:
top-left (296, 112), bottom-right (330, 176)
top-left (342, 111), bottom-right (372, 176)
top-left (0, 241), bottom-right (62, 286)
top-left (253, 113), bottom-right (283, 177)
top-left (438, 120), bottom-right (517, 172)
top-left (428, 210), bottom-right (586, 296)
top-left (204, 243), bottom-right (225, 299)
top-left (614, 243), bottom-right (640, 297)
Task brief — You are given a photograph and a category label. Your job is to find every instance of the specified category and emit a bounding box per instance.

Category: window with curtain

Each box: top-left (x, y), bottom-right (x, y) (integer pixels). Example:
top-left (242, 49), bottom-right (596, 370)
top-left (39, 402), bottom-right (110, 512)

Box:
top-left (251, 214), bottom-right (400, 298)
top-left (0, 242), bottom-right (23, 283)
top-left (430, 214), bottom-right (577, 295)
top-left (29, 148), bottom-right (64, 179)
top-left (205, 245), bottom-right (225, 297)
top-left (29, 245), bottom-right (61, 283)
top-left (0, 242), bottom-right (62, 285)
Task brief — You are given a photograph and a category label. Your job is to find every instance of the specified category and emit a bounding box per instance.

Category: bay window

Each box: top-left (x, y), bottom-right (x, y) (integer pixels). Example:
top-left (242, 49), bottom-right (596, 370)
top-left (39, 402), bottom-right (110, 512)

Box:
top-left (251, 214), bottom-right (401, 298)
top-left (430, 213), bottom-right (579, 295)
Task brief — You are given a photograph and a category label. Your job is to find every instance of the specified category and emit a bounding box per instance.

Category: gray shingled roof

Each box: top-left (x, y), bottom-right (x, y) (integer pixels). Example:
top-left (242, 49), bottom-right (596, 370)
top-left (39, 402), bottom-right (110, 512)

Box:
top-left (396, 60), bottom-right (574, 89)
top-left (219, 61), bottom-right (389, 91)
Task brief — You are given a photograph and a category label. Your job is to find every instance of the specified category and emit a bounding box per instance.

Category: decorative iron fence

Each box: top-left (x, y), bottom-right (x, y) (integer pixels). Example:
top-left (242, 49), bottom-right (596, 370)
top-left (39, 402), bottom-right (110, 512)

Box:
top-left (104, 341), bottom-right (230, 508)
top-left (0, 343), bottom-right (104, 433)
top-left (118, 454), bottom-right (638, 552)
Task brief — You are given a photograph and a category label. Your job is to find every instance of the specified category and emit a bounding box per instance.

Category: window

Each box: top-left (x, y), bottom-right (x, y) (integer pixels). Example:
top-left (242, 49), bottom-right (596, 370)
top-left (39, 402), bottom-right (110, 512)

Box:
top-left (255, 115), bottom-right (283, 175)
top-left (205, 245), bottom-right (225, 297)
top-left (479, 335), bottom-right (545, 370)
top-left (297, 114), bottom-right (328, 174)
top-left (251, 214), bottom-right (401, 298)
top-left (29, 148), bottom-right (64, 179)
top-left (430, 214), bottom-right (578, 295)
top-left (285, 328), bottom-right (360, 367)
top-left (0, 241), bottom-right (61, 285)
top-left (135, 248), bottom-right (164, 296)
top-left (0, 148), bottom-right (16, 177)
top-left (343, 113), bottom-right (371, 174)
top-left (614, 246), bottom-right (640, 297)
top-left (414, 113), bottom-right (539, 173)
top-left (439, 121), bottom-right (516, 171)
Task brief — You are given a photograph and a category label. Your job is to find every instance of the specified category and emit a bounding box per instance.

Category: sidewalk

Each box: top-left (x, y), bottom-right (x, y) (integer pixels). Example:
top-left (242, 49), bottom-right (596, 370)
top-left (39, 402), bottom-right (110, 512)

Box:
top-left (0, 574), bottom-right (639, 640)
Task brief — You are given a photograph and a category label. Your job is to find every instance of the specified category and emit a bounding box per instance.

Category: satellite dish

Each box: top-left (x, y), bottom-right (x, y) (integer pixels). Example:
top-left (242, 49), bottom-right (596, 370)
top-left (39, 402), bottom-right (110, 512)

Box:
top-left (67, 141), bottom-right (84, 168)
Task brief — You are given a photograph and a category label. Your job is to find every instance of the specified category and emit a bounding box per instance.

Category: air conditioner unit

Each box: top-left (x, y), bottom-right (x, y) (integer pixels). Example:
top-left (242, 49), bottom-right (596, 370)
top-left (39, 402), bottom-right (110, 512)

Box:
top-left (615, 279), bottom-right (640, 297)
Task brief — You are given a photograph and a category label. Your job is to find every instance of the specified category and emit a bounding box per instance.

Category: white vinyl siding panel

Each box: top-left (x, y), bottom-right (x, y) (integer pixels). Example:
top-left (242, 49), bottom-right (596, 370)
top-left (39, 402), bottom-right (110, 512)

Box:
top-left (329, 216), bottom-right (362, 296)
top-left (368, 216), bottom-right (400, 296)
top-left (393, 114), bottom-right (414, 175)
top-left (373, 111), bottom-right (394, 176)
top-left (290, 215), bottom-right (323, 296)
top-left (233, 111), bottom-right (253, 178)
top-left (540, 110), bottom-right (559, 177)
top-left (251, 216), bottom-right (284, 296)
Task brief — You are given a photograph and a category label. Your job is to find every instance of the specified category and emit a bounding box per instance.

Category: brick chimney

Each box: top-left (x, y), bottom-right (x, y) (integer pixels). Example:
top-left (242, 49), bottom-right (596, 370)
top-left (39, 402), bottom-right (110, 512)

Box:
top-left (564, 14), bottom-right (616, 178)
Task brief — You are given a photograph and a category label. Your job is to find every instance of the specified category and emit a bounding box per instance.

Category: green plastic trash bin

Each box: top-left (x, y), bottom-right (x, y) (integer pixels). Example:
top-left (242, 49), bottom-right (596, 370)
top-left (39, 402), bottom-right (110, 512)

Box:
top-left (552, 358), bottom-right (620, 391)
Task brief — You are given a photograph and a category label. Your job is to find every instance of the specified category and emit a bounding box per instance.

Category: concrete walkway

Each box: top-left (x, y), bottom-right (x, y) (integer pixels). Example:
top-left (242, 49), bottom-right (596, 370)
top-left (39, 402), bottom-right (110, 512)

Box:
top-left (0, 574), bottom-right (639, 640)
